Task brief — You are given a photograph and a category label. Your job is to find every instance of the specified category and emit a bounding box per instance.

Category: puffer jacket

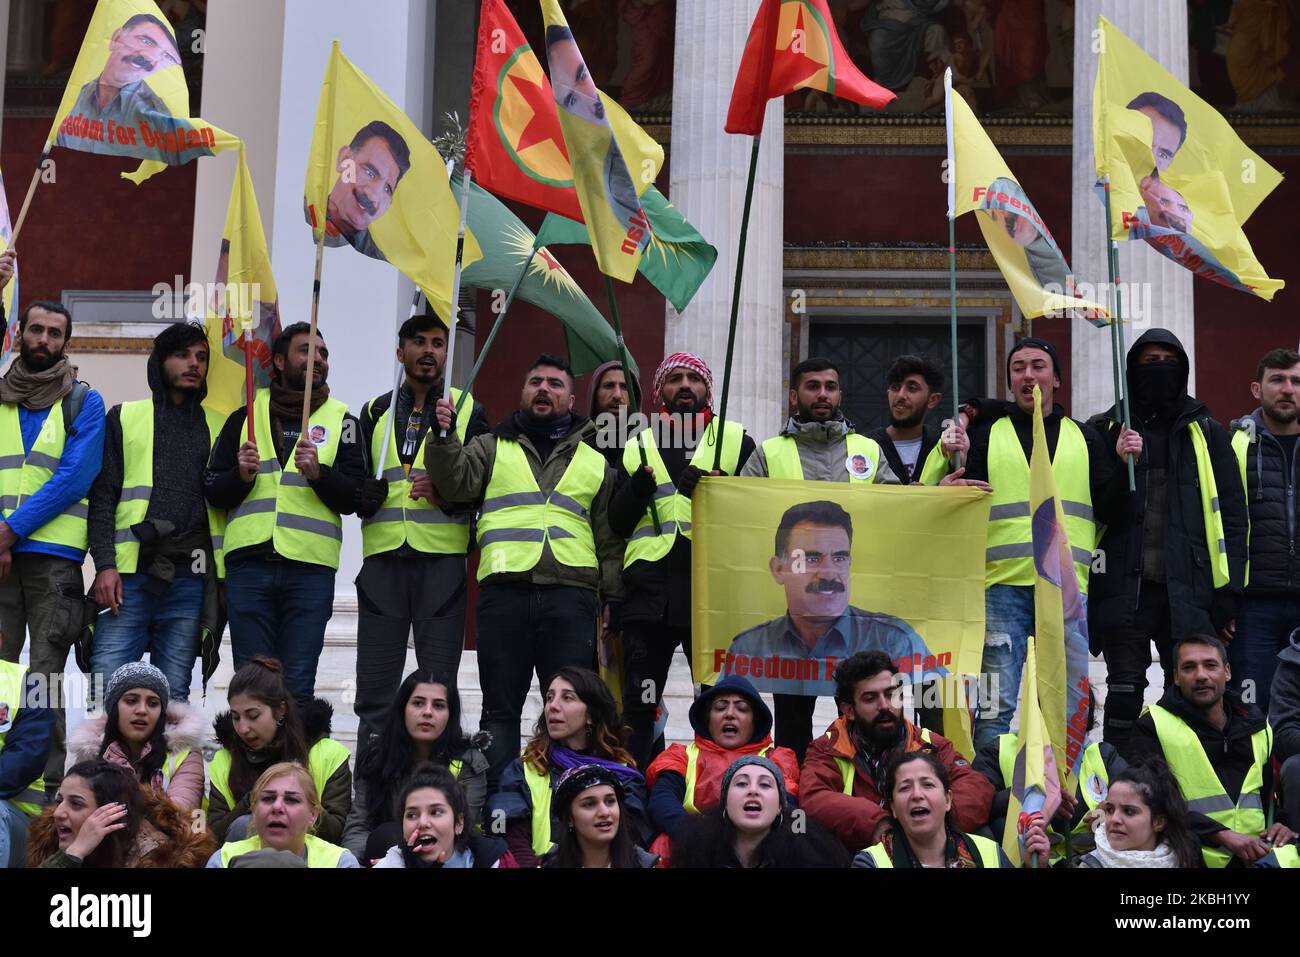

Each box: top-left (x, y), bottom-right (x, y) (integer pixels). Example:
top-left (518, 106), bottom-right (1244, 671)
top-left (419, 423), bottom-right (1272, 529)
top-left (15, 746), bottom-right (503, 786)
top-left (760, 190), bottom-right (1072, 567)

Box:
top-left (1229, 408), bottom-right (1300, 596)
top-left (67, 701), bottom-right (208, 810)
top-left (741, 415), bottom-right (901, 483)
top-left (206, 698), bottom-right (352, 845)
top-left (29, 786), bottom-right (215, 868)
top-left (424, 413), bottom-right (623, 598)
top-left (1272, 631), bottom-right (1300, 762)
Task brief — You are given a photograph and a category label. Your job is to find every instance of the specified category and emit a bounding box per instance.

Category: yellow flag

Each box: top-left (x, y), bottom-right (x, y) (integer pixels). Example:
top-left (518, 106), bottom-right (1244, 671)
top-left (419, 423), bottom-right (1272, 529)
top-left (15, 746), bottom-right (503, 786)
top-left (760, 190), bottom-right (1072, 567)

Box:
top-left (1093, 16), bottom-right (1283, 300)
top-left (304, 43), bottom-right (481, 321)
top-left (203, 148), bottom-right (282, 420)
top-left (947, 70), bottom-right (1107, 324)
top-left (0, 170), bottom-right (18, 366)
top-left (47, 0), bottom-right (239, 184)
top-left (539, 0), bottom-right (664, 282)
top-left (1002, 636), bottom-right (1050, 867)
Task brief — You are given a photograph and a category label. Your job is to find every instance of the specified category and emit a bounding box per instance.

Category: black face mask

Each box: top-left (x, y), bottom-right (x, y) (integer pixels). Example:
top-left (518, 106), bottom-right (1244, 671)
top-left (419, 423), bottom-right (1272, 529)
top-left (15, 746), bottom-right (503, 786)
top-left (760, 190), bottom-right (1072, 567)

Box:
top-left (1129, 360), bottom-right (1185, 418)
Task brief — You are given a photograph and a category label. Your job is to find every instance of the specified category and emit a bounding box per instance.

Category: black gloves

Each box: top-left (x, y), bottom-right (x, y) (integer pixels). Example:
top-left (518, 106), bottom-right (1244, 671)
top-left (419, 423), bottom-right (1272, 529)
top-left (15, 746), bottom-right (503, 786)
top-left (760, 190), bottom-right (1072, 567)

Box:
top-left (358, 477), bottom-right (389, 518)
top-left (630, 464), bottom-right (657, 498)
top-left (1211, 589), bottom-right (1239, 633)
top-left (677, 465), bottom-right (705, 499)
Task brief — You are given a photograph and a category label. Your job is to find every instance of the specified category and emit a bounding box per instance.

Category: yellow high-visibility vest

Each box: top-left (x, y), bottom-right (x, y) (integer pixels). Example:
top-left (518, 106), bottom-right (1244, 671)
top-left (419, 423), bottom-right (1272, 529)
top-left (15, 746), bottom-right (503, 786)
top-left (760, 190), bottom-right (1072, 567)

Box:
top-left (0, 660), bottom-right (46, 815)
top-left (861, 831), bottom-right (1002, 868)
top-left (207, 737), bottom-right (351, 811)
top-left (115, 399), bottom-right (228, 578)
top-left (218, 832), bottom-right (345, 868)
top-left (621, 420), bottom-right (744, 568)
top-left (1230, 426), bottom-right (1252, 587)
top-left (476, 438), bottom-right (606, 581)
top-left (222, 389), bottom-right (349, 569)
top-left (832, 727), bottom-right (933, 795)
top-left (1147, 703), bottom-right (1270, 868)
top-left (0, 398), bottom-right (89, 552)
top-left (523, 761), bottom-right (556, 859)
top-left (682, 741), bottom-right (772, 815)
top-left (985, 416), bottom-right (1096, 593)
top-left (764, 431), bottom-right (883, 482)
top-left (361, 387), bottom-right (472, 557)
top-left (1188, 422), bottom-right (1230, 590)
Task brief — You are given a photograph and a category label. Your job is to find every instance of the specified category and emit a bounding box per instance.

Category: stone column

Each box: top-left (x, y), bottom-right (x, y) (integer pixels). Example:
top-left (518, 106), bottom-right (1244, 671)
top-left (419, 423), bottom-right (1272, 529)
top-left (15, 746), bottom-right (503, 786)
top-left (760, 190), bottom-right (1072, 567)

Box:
top-left (4, 0), bottom-right (42, 77)
top-left (1070, 0), bottom-right (1195, 418)
top-left (665, 0), bottom-right (785, 438)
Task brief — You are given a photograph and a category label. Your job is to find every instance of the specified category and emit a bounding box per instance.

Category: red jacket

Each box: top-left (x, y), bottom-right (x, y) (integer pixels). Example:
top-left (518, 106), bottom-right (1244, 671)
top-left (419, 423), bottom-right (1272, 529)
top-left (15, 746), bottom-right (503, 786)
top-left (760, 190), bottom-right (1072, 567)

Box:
top-left (646, 735), bottom-right (801, 809)
top-left (800, 716), bottom-right (993, 852)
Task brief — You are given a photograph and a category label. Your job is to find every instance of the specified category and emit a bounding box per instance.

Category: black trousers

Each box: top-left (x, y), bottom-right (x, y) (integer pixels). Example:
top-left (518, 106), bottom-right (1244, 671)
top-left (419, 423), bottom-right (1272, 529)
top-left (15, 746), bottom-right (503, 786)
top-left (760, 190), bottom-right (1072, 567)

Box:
top-left (1100, 582), bottom-right (1174, 758)
top-left (621, 621), bottom-right (691, 771)
top-left (773, 694), bottom-right (819, 765)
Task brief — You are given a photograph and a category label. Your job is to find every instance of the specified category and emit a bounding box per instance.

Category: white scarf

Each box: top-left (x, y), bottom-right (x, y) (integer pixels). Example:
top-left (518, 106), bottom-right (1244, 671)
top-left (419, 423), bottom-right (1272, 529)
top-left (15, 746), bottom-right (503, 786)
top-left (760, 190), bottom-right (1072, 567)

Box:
top-left (1088, 819), bottom-right (1180, 868)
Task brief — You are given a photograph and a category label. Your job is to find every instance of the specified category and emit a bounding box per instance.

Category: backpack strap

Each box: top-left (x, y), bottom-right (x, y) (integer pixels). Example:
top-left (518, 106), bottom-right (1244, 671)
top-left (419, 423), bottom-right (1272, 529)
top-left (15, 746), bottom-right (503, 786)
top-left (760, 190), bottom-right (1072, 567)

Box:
top-left (62, 381), bottom-right (90, 437)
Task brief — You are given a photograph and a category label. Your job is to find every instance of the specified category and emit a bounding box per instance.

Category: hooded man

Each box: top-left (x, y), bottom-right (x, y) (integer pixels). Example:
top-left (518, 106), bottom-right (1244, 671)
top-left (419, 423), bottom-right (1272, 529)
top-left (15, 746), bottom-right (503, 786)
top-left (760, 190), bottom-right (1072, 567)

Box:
top-left (87, 322), bottom-right (225, 707)
top-left (644, 674), bottom-right (800, 839)
top-left (586, 359), bottom-right (640, 467)
top-left (1087, 328), bottom-right (1247, 757)
top-left (203, 321), bottom-right (368, 703)
top-left (0, 300), bottom-right (105, 793)
top-left (608, 352), bottom-right (756, 771)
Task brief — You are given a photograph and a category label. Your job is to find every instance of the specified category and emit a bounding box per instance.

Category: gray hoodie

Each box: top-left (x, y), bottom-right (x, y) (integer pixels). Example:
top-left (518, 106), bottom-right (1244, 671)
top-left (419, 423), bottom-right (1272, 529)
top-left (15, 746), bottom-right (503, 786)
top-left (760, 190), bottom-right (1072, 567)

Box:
top-left (741, 415), bottom-right (901, 484)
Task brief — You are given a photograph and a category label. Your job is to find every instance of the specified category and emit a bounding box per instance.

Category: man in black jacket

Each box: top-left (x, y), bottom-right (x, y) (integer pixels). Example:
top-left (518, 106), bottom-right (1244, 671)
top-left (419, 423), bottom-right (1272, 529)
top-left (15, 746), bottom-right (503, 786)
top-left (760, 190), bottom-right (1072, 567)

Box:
top-left (866, 354), bottom-right (947, 484)
top-left (1088, 329), bottom-right (1248, 756)
top-left (1228, 348), bottom-right (1300, 716)
top-left (1130, 634), bottom-right (1295, 866)
top-left (1271, 631), bottom-right (1300, 828)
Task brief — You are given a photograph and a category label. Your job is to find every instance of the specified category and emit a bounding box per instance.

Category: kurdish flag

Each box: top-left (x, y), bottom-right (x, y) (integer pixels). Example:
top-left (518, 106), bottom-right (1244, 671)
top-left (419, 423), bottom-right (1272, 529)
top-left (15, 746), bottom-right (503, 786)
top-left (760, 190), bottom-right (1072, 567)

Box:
top-left (48, 0), bottom-right (239, 184)
top-left (536, 185), bottom-right (717, 313)
top-left (1001, 635), bottom-right (1060, 868)
top-left (539, 0), bottom-right (661, 283)
top-left (947, 69), bottom-right (1107, 324)
top-left (726, 0), bottom-right (895, 135)
top-left (452, 172), bottom-right (634, 378)
top-left (1093, 16), bottom-right (1283, 299)
top-left (203, 148), bottom-right (282, 419)
top-left (1029, 384), bottom-right (1093, 792)
top-left (304, 42), bottom-right (481, 322)
top-left (467, 0), bottom-right (663, 228)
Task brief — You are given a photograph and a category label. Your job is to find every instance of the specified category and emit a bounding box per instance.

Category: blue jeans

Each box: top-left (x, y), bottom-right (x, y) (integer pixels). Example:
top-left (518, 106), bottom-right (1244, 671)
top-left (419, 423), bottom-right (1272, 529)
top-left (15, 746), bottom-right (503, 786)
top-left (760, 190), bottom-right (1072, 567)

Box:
top-left (225, 558), bottom-right (336, 702)
top-left (1229, 596), bottom-right (1300, 717)
top-left (0, 799), bottom-right (29, 868)
top-left (90, 573), bottom-right (203, 705)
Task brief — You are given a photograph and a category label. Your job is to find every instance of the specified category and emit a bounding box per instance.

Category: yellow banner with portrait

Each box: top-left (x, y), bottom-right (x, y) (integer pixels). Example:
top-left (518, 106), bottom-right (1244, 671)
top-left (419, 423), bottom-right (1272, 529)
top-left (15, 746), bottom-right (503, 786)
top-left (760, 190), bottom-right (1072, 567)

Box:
top-left (691, 478), bottom-right (988, 699)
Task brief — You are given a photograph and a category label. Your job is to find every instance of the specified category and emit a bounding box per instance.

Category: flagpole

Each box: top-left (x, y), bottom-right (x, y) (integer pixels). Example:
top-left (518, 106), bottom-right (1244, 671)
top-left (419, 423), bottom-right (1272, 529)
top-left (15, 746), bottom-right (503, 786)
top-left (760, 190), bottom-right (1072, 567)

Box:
top-left (375, 288), bottom-right (423, 480)
top-left (439, 162), bottom-right (473, 438)
top-left (300, 234), bottom-right (326, 437)
top-left (604, 275), bottom-right (661, 535)
top-left (454, 241), bottom-right (540, 417)
top-left (712, 134), bottom-right (761, 472)
top-left (242, 321), bottom-right (255, 443)
top-left (1101, 176), bottom-right (1136, 491)
top-left (943, 69), bottom-right (962, 471)
top-left (8, 145), bottom-right (51, 247)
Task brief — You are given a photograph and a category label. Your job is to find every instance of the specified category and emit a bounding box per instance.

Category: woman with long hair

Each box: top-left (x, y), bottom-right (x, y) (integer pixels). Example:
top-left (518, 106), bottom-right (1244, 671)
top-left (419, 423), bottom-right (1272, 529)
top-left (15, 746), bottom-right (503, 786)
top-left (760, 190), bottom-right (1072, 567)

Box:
top-left (28, 760), bottom-right (213, 868)
top-left (343, 671), bottom-right (488, 864)
top-left (373, 764), bottom-right (510, 869)
top-left (670, 756), bottom-right (848, 868)
top-left (209, 762), bottom-right (359, 868)
top-left (206, 657), bottom-right (351, 844)
top-left (1073, 759), bottom-right (1204, 868)
top-left (68, 662), bottom-right (206, 810)
top-left (540, 765), bottom-right (657, 868)
top-left (487, 666), bottom-right (649, 868)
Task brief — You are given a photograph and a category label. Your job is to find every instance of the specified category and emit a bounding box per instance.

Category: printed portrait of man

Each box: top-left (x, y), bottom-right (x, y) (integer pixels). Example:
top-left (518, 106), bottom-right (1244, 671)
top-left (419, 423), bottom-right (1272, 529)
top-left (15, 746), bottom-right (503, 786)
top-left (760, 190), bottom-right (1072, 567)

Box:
top-left (322, 120), bottom-right (412, 262)
top-left (982, 177), bottom-right (1069, 290)
top-left (1138, 173), bottom-right (1194, 234)
top-left (1126, 91), bottom-right (1188, 175)
top-left (724, 500), bottom-right (944, 694)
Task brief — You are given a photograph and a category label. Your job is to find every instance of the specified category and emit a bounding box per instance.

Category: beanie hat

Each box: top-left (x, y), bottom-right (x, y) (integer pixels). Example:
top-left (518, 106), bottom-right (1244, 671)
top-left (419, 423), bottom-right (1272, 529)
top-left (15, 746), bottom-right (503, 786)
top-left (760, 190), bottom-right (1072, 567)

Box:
top-left (1005, 336), bottom-right (1062, 386)
top-left (105, 662), bottom-right (170, 717)
top-left (719, 755), bottom-right (789, 810)
top-left (554, 764), bottom-right (625, 818)
top-left (652, 352), bottom-right (714, 408)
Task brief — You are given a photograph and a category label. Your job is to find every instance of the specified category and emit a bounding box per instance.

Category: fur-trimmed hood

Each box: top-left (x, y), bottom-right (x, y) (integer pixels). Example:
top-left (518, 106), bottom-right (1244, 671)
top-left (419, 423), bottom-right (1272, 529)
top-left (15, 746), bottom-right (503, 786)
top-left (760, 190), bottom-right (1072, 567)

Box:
top-left (27, 786), bottom-right (215, 868)
top-left (212, 697), bottom-right (335, 752)
top-left (67, 701), bottom-right (209, 764)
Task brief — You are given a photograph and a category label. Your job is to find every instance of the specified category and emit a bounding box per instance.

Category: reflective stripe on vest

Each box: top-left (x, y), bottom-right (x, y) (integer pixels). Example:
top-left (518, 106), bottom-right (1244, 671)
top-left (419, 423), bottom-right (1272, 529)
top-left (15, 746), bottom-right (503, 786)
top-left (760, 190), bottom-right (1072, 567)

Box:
top-left (682, 741), bottom-right (771, 815)
top-left (763, 431), bottom-right (882, 482)
top-left (985, 416), bottom-right (1095, 593)
top-left (223, 389), bottom-right (348, 568)
top-left (361, 388), bottom-right (473, 557)
top-left (862, 832), bottom-right (1001, 868)
top-left (477, 438), bottom-right (606, 581)
top-left (1188, 421), bottom-right (1230, 590)
top-left (0, 397), bottom-right (89, 553)
top-left (523, 761), bottom-right (555, 859)
top-left (622, 420), bottom-right (744, 568)
top-left (1231, 427), bottom-right (1252, 587)
top-left (208, 738), bottom-right (350, 813)
top-left (832, 727), bottom-right (932, 794)
top-left (997, 735), bottom-right (1109, 862)
top-left (1147, 704), bottom-right (1270, 868)
top-left (0, 660), bottom-right (45, 815)
top-left (115, 400), bottom-right (228, 578)
top-left (219, 832), bottom-right (345, 868)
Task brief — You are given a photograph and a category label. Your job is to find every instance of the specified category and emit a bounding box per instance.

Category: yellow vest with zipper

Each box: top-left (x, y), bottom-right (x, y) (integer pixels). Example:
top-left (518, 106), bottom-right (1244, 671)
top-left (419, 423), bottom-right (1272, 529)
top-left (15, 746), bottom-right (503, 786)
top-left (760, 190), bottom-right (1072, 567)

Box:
top-left (998, 734), bottom-right (1109, 863)
top-left (476, 438), bottom-right (606, 581)
top-left (0, 397), bottom-right (89, 552)
top-left (218, 832), bottom-right (345, 868)
top-left (361, 387), bottom-right (472, 557)
top-left (222, 389), bottom-right (348, 569)
top-left (115, 399), bottom-right (228, 578)
top-left (0, 660), bottom-right (46, 815)
top-left (861, 832), bottom-right (1002, 867)
top-left (763, 431), bottom-right (882, 482)
top-left (621, 420), bottom-right (744, 567)
top-left (985, 416), bottom-right (1096, 593)
top-left (1146, 703), bottom-right (1270, 868)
